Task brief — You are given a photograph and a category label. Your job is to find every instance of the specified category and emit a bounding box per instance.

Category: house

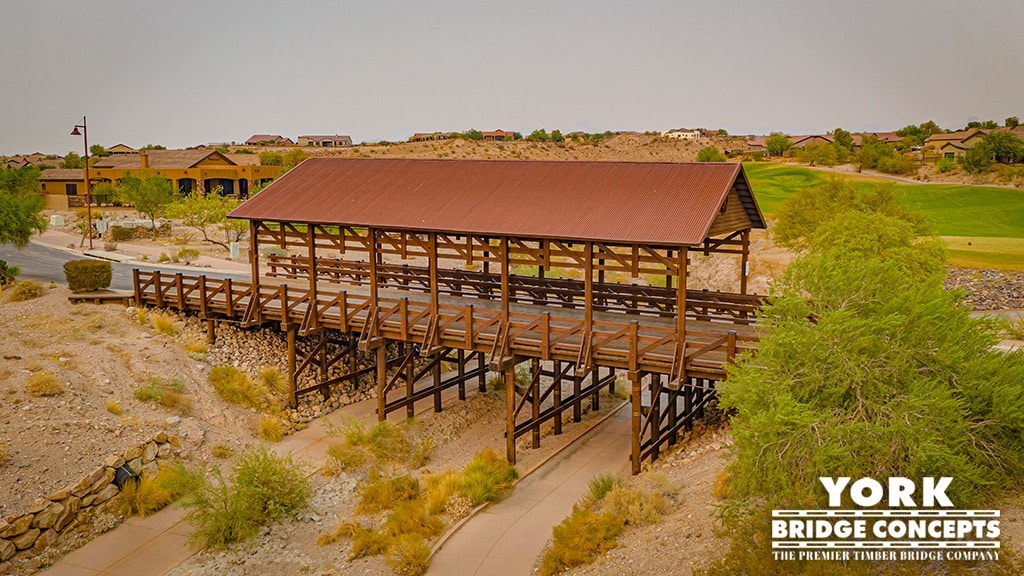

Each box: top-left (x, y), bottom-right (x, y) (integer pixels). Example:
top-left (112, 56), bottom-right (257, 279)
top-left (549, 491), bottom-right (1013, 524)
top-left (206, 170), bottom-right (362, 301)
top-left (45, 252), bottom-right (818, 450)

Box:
top-left (661, 128), bottom-right (703, 140)
top-left (482, 130), bottom-right (514, 142)
top-left (409, 132), bottom-right (453, 142)
top-left (106, 144), bottom-right (135, 155)
top-left (790, 134), bottom-right (833, 148)
top-left (39, 149), bottom-right (284, 210)
top-left (922, 129), bottom-right (988, 161)
top-left (297, 135), bottom-right (353, 147)
top-left (245, 134), bottom-right (293, 146)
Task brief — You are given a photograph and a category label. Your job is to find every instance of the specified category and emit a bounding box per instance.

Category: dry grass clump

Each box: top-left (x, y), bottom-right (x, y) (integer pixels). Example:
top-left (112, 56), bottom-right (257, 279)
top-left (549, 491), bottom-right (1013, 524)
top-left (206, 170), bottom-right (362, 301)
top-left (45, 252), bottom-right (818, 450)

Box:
top-left (113, 467), bottom-right (176, 518)
top-left (134, 376), bottom-right (191, 413)
top-left (151, 313), bottom-right (179, 335)
top-left (211, 443), bottom-right (234, 459)
top-left (258, 366), bottom-right (288, 396)
top-left (208, 365), bottom-right (267, 409)
top-left (25, 371), bottom-right (65, 397)
top-left (326, 418), bottom-right (435, 473)
top-left (185, 341), bottom-right (208, 361)
top-left (320, 448), bottom-right (518, 576)
top-left (0, 442), bottom-right (10, 466)
top-left (6, 280), bottom-right (45, 302)
top-left (540, 472), bottom-right (678, 575)
top-left (258, 416), bottom-right (285, 442)
top-left (106, 400), bottom-right (123, 415)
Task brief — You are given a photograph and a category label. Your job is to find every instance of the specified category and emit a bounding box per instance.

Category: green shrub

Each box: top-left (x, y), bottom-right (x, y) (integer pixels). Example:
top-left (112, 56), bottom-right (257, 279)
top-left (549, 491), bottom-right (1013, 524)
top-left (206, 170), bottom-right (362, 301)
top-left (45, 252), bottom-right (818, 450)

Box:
top-left (0, 259), bottom-right (20, 285)
top-left (936, 156), bottom-right (957, 173)
top-left (177, 247), bottom-right (200, 264)
top-left (328, 418), bottom-right (434, 471)
top-left (113, 468), bottom-right (175, 518)
top-left (151, 313), bottom-right (179, 335)
top-left (258, 366), bottom-right (288, 396)
top-left (208, 365), bottom-right (266, 409)
top-left (134, 376), bottom-right (190, 413)
top-left (584, 473), bottom-right (625, 506)
top-left (258, 415), bottom-right (285, 441)
top-left (179, 446), bottom-right (310, 549)
top-left (7, 280), bottom-right (44, 302)
top-left (63, 259), bottom-right (112, 292)
top-left (108, 226), bottom-right (135, 241)
top-left (541, 507), bottom-right (623, 576)
top-left (602, 484), bottom-right (669, 527)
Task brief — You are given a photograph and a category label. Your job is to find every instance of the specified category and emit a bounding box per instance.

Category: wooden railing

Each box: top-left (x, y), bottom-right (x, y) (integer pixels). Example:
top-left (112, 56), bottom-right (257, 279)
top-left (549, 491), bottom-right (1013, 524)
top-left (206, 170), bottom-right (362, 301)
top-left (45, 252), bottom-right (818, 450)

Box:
top-left (266, 256), bottom-right (760, 324)
top-left (133, 269), bottom-right (758, 378)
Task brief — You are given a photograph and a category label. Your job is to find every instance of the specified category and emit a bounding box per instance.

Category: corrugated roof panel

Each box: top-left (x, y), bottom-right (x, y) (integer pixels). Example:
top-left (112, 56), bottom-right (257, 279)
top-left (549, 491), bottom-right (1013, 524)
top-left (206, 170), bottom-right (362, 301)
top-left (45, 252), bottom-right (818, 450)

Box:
top-left (229, 158), bottom-right (763, 246)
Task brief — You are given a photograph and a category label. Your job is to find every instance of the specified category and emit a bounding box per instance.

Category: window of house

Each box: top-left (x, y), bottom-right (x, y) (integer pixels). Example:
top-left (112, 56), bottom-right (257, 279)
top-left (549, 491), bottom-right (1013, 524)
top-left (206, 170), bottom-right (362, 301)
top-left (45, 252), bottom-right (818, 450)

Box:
top-left (66, 183), bottom-right (78, 195)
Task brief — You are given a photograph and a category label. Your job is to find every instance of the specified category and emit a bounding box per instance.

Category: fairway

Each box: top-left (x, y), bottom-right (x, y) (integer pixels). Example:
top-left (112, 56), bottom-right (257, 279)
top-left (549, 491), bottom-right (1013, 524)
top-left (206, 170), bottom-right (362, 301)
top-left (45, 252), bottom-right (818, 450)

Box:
top-left (744, 163), bottom-right (1024, 270)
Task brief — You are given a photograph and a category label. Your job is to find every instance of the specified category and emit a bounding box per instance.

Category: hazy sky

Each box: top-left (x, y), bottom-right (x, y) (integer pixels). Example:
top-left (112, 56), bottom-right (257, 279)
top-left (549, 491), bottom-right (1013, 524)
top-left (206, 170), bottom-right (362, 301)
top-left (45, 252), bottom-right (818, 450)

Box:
top-left (2, 0), bottom-right (1021, 155)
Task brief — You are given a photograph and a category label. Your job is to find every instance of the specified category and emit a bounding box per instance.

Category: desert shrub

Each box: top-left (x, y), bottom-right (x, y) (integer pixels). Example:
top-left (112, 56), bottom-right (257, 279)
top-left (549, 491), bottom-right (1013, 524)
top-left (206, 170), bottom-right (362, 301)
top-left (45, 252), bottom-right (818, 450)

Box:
top-left (211, 443), bottom-right (234, 459)
top-left (696, 146), bottom-right (727, 162)
top-left (541, 507), bottom-right (623, 576)
top-left (381, 500), bottom-right (445, 540)
top-left (258, 366), bottom-right (288, 396)
top-left (108, 226), bottom-right (134, 242)
top-left (460, 447), bottom-right (518, 506)
top-left (356, 472), bottom-right (420, 514)
top-left (158, 252), bottom-right (171, 263)
top-left (177, 247), bottom-right (200, 264)
top-left (936, 156), bottom-right (958, 173)
top-left (712, 470), bottom-right (732, 500)
top-left (106, 400), bottom-right (122, 415)
top-left (185, 341), bottom-right (208, 361)
top-left (63, 259), bottom-right (112, 292)
top-left (151, 313), bottom-right (179, 335)
top-left (113, 469), bottom-right (174, 518)
top-left (258, 416), bottom-right (285, 442)
top-left (385, 533), bottom-right (431, 576)
top-left (602, 484), bottom-right (669, 527)
top-left (208, 365), bottom-right (266, 409)
top-left (179, 446), bottom-right (310, 548)
top-left (26, 371), bottom-right (65, 397)
top-left (134, 376), bottom-right (190, 413)
top-left (6, 280), bottom-right (44, 302)
top-left (328, 418), bottom-right (434, 471)
top-left (0, 259), bottom-right (19, 285)
top-left (584, 473), bottom-right (625, 506)
top-left (103, 241), bottom-right (118, 252)
top-left (422, 470), bottom-right (464, 515)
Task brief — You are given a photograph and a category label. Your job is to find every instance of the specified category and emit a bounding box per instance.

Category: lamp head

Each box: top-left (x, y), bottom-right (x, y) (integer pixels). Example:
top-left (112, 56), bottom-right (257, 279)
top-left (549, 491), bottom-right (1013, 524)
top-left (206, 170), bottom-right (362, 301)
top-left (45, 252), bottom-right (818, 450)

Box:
top-left (70, 127), bottom-right (82, 136)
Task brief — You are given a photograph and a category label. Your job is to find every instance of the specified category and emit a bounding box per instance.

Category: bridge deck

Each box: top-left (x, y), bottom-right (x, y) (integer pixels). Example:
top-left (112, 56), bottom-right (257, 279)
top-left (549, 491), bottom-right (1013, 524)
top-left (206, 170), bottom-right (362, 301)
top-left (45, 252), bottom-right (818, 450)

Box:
top-left (134, 269), bottom-right (758, 380)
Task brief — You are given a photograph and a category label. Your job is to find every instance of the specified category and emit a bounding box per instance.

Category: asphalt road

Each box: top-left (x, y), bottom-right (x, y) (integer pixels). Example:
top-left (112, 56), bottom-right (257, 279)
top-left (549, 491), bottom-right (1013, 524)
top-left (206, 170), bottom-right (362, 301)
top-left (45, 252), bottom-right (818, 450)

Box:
top-left (0, 242), bottom-right (243, 291)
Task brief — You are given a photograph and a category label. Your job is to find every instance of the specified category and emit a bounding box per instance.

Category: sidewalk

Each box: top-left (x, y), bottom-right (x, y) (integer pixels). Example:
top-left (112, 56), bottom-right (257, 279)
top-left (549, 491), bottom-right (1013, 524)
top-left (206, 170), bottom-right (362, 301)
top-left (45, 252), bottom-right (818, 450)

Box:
top-left (33, 229), bottom-right (251, 275)
top-left (427, 404), bottom-right (631, 576)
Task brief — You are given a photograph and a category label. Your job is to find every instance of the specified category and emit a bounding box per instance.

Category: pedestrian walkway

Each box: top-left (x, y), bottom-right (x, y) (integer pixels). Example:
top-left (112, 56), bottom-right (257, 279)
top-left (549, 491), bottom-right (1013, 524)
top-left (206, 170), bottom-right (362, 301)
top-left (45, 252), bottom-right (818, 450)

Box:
top-left (427, 404), bottom-right (631, 576)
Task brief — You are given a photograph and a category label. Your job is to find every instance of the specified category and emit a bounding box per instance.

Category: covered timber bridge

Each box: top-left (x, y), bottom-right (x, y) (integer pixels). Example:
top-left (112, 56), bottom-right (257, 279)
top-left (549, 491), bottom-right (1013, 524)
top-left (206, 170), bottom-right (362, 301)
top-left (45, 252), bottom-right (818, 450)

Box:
top-left (132, 158), bottom-right (766, 473)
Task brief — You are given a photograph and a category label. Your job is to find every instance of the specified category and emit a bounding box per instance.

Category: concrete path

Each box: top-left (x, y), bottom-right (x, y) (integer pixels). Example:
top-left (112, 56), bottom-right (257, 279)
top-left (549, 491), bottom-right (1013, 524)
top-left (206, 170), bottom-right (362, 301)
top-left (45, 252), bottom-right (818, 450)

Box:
top-left (427, 404), bottom-right (631, 576)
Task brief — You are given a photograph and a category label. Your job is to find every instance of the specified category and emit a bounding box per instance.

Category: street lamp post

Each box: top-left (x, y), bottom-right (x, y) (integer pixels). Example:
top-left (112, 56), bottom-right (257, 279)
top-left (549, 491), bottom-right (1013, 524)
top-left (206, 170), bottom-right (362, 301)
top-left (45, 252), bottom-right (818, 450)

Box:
top-left (70, 117), bottom-right (92, 250)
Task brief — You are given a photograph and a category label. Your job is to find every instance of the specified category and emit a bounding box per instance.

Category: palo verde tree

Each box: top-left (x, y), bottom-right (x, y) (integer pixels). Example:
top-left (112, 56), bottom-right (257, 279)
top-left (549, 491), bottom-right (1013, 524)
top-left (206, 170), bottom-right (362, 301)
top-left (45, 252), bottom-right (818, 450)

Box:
top-left (0, 167), bottom-right (46, 248)
top-left (764, 132), bottom-right (792, 157)
top-left (705, 179), bottom-right (1024, 574)
top-left (116, 174), bottom-right (176, 238)
top-left (166, 192), bottom-right (241, 250)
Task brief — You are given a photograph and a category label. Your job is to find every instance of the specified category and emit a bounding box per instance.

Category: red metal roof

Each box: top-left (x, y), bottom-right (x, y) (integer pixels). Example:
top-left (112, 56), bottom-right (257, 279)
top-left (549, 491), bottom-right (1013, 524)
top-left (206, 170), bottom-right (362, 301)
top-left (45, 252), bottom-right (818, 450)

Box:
top-left (229, 158), bottom-right (764, 246)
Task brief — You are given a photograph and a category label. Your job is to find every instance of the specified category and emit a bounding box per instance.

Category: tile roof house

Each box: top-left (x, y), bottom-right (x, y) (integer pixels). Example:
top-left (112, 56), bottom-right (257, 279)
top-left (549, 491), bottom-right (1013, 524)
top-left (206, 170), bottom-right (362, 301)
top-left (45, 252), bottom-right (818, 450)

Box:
top-left (482, 130), bottom-right (515, 142)
top-left (409, 132), bottom-right (453, 142)
top-left (245, 134), bottom-right (294, 146)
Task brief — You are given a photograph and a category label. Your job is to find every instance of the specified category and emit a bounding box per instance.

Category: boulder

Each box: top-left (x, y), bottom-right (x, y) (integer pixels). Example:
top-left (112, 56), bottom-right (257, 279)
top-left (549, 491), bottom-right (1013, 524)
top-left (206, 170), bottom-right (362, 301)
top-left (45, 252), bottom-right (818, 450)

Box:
top-left (92, 484), bottom-right (119, 506)
top-left (142, 442), bottom-right (158, 463)
top-left (0, 515), bottom-right (32, 538)
top-left (31, 502), bottom-right (65, 530)
top-left (0, 538), bottom-right (15, 561)
top-left (32, 529), bottom-right (58, 552)
top-left (90, 468), bottom-right (115, 494)
top-left (54, 497), bottom-right (81, 532)
top-left (11, 528), bottom-right (40, 551)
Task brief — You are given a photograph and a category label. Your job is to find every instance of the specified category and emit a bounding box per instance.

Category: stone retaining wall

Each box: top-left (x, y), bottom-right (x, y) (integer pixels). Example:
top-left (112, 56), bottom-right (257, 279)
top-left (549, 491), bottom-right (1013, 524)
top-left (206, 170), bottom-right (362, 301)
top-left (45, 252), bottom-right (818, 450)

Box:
top-left (0, 433), bottom-right (182, 567)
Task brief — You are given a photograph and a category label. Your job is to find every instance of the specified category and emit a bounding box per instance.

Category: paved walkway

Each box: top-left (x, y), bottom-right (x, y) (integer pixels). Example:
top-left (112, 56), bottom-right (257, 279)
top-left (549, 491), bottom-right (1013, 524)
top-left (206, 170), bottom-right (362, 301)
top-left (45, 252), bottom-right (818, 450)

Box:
top-left (428, 404), bottom-right (631, 576)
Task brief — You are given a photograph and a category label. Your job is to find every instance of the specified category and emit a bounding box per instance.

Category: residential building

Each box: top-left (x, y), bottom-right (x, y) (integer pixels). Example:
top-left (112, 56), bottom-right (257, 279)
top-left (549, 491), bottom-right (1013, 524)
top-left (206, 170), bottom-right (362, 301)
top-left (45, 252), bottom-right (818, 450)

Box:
top-left (297, 135), bottom-right (353, 147)
top-left (409, 132), bottom-right (453, 142)
top-left (661, 128), bottom-right (703, 140)
top-left (245, 134), bottom-right (293, 146)
top-left (482, 130), bottom-right (514, 142)
top-left (38, 149), bottom-right (283, 210)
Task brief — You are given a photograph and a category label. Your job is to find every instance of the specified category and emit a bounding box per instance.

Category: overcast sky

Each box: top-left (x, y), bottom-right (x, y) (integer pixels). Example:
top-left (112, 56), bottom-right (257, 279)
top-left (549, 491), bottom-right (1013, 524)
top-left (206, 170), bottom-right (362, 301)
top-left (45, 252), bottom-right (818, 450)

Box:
top-left (2, 0), bottom-right (1021, 155)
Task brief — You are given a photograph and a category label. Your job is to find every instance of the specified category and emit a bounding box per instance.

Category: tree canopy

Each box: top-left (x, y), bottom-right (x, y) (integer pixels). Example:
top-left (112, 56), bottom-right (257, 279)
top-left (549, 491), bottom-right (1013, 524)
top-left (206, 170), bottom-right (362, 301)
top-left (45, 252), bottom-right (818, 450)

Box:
top-left (117, 174), bottom-right (176, 238)
top-left (0, 167), bottom-right (46, 248)
top-left (764, 132), bottom-right (792, 156)
top-left (695, 146), bottom-right (727, 162)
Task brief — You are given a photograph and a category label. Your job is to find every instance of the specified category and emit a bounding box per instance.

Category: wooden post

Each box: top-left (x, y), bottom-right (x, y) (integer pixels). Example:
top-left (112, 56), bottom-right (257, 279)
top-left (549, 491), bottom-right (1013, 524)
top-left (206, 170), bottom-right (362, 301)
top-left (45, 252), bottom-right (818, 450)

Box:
top-left (531, 357), bottom-right (540, 449)
top-left (308, 225), bottom-right (318, 330)
top-left (376, 341), bottom-right (388, 421)
top-left (405, 342), bottom-right (415, 419)
top-left (584, 241), bottom-right (593, 335)
top-left (500, 237), bottom-right (510, 325)
top-left (286, 324), bottom-right (297, 409)
top-left (677, 247), bottom-right (688, 380)
top-left (433, 351), bottom-right (442, 413)
top-left (651, 373), bottom-right (661, 460)
top-left (249, 221), bottom-right (261, 292)
top-left (740, 229), bottom-right (750, 295)
top-left (630, 370), bottom-right (642, 475)
top-left (206, 319), bottom-right (216, 344)
top-left (553, 359), bottom-right (562, 436)
top-left (457, 349), bottom-right (466, 400)
top-left (505, 362), bottom-right (516, 465)
top-left (590, 366), bottom-right (599, 411)
top-left (478, 350), bottom-right (487, 392)
top-left (572, 368), bottom-right (582, 423)
top-left (369, 228), bottom-right (379, 304)
top-left (429, 232), bottom-right (439, 319)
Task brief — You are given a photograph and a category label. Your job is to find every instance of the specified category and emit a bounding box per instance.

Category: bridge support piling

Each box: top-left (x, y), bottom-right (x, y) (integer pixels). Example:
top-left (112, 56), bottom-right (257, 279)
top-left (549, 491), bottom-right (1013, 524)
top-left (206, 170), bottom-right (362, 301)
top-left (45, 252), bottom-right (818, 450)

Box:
top-left (505, 362), bottom-right (516, 465)
top-left (376, 340), bottom-right (388, 420)
top-left (531, 358), bottom-right (541, 449)
top-left (286, 324), bottom-right (297, 409)
top-left (206, 319), bottom-right (216, 345)
top-left (432, 351), bottom-right (442, 413)
top-left (629, 370), bottom-right (643, 475)
top-left (552, 360), bottom-right (563, 436)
